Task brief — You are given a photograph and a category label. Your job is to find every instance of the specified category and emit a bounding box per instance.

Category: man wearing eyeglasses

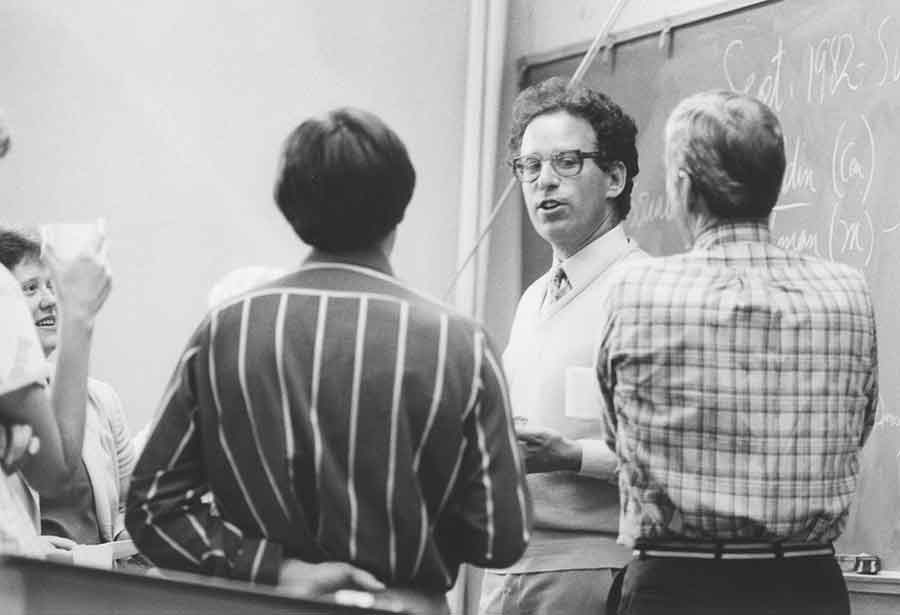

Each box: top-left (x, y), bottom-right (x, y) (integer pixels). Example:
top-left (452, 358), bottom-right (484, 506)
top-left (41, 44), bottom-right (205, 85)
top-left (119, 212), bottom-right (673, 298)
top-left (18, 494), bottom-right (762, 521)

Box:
top-left (478, 76), bottom-right (645, 615)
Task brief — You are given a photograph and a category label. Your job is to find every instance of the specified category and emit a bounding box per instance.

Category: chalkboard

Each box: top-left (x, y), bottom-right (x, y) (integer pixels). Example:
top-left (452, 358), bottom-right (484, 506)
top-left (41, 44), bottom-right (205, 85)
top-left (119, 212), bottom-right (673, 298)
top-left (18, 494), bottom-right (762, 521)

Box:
top-left (520, 0), bottom-right (900, 569)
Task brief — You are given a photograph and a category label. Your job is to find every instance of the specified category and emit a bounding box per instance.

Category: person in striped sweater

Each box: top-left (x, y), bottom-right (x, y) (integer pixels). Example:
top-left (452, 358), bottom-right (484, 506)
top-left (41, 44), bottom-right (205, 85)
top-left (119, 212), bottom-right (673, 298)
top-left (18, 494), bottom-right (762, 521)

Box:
top-left (126, 108), bottom-right (531, 613)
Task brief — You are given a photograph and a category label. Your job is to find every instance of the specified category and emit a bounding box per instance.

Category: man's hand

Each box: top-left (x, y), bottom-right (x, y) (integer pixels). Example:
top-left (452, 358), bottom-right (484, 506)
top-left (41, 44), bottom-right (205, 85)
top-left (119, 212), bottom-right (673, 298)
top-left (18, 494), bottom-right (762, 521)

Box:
top-left (279, 559), bottom-right (385, 597)
top-left (41, 535), bottom-right (79, 564)
top-left (42, 535), bottom-right (78, 552)
top-left (0, 423), bottom-right (39, 472)
top-left (516, 423), bottom-right (582, 473)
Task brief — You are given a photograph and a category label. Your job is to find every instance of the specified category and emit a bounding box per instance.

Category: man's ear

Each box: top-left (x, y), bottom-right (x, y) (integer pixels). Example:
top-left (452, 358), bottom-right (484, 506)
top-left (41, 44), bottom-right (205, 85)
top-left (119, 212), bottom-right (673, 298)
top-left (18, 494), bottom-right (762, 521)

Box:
top-left (676, 169), bottom-right (696, 213)
top-left (604, 161), bottom-right (627, 199)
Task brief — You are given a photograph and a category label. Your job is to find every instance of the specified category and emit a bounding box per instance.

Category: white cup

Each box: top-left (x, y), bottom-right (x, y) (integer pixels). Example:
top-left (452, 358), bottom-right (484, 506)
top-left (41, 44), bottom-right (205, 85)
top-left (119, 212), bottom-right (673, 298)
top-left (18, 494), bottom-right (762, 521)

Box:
top-left (40, 219), bottom-right (106, 263)
top-left (564, 366), bottom-right (607, 420)
top-left (72, 543), bottom-right (113, 569)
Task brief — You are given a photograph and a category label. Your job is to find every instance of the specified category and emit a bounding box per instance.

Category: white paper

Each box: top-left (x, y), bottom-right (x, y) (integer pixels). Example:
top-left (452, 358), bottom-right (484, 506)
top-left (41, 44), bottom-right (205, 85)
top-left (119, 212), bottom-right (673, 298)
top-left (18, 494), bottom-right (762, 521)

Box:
top-left (72, 543), bottom-right (113, 569)
top-left (40, 219), bottom-right (106, 263)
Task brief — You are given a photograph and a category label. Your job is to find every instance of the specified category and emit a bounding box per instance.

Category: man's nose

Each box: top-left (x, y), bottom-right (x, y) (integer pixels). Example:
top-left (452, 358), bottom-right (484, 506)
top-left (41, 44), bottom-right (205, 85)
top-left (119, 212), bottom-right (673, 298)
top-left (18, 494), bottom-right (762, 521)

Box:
top-left (535, 159), bottom-right (560, 189)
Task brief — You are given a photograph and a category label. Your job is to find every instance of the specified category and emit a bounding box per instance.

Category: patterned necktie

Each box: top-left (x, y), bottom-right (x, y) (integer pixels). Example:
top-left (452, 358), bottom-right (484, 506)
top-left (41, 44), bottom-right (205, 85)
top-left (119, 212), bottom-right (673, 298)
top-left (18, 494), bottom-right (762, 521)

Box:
top-left (544, 264), bottom-right (571, 310)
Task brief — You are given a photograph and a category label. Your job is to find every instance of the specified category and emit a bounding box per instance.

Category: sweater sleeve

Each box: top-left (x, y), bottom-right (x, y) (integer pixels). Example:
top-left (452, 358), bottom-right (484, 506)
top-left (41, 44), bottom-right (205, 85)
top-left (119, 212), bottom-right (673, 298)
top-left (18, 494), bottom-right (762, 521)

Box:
top-left (125, 334), bottom-right (284, 584)
top-left (439, 330), bottom-right (532, 569)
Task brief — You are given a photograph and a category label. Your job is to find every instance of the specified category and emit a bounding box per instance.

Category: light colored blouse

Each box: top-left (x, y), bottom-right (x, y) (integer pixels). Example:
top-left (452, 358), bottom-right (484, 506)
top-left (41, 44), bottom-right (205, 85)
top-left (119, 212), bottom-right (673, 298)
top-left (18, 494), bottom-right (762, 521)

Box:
top-left (25, 377), bottom-right (136, 544)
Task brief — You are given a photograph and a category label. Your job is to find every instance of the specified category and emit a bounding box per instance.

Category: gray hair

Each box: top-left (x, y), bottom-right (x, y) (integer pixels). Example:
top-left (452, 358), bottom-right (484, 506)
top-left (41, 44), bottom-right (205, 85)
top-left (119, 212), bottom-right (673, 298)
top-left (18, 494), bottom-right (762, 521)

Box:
top-left (665, 90), bottom-right (785, 219)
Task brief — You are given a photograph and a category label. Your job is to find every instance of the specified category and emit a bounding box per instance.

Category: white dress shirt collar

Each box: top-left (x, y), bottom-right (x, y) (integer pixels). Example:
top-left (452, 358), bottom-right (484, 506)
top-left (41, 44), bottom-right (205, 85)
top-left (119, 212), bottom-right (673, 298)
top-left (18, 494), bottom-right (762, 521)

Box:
top-left (553, 224), bottom-right (630, 291)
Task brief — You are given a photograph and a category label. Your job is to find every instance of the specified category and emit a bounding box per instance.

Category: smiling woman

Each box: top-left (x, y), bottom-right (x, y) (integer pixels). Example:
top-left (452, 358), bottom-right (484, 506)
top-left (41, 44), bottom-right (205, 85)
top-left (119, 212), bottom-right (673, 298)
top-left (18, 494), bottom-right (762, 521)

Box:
top-left (0, 231), bottom-right (58, 356)
top-left (0, 227), bottom-right (136, 549)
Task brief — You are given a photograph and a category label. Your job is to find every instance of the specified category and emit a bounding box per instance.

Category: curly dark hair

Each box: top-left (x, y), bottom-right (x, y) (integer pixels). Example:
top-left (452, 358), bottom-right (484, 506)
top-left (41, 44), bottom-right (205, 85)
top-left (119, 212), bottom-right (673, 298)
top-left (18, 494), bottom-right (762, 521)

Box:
top-left (509, 76), bottom-right (639, 219)
top-left (0, 226), bottom-right (41, 270)
top-left (274, 108), bottom-right (416, 252)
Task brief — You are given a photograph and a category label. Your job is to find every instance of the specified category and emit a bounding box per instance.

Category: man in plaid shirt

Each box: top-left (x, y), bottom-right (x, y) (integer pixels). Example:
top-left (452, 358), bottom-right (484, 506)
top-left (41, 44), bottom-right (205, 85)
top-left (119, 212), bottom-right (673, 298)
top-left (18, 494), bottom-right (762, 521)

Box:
top-left (596, 90), bottom-right (878, 614)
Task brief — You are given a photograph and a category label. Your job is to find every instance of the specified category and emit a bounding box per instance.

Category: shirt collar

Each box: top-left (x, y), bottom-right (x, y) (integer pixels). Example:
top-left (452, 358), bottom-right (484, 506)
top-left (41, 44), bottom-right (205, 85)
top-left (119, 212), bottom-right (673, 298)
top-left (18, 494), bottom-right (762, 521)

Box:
top-left (555, 224), bottom-right (630, 290)
top-left (303, 246), bottom-right (395, 277)
top-left (692, 220), bottom-right (771, 251)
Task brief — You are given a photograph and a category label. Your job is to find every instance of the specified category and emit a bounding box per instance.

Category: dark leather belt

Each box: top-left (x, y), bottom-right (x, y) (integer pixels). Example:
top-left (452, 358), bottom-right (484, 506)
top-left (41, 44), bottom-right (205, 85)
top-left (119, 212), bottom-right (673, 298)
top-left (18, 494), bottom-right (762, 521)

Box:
top-left (633, 540), bottom-right (835, 560)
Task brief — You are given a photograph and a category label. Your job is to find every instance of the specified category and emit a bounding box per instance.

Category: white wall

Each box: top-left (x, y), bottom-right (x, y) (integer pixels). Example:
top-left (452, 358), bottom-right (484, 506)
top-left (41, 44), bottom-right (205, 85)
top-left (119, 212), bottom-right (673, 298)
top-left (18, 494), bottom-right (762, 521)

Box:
top-left (484, 0), bottom-right (742, 346)
top-left (0, 1), bottom-right (469, 430)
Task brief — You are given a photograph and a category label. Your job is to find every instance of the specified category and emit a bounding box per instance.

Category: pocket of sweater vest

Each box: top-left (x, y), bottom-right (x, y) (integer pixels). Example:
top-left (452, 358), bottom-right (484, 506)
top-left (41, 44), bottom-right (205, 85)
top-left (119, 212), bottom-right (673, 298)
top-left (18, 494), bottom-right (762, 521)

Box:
top-left (564, 366), bottom-right (606, 420)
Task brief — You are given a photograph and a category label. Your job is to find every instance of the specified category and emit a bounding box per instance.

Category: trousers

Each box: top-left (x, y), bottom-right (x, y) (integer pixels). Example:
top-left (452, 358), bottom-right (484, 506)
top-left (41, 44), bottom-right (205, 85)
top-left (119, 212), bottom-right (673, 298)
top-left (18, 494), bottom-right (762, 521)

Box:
top-left (480, 568), bottom-right (618, 615)
top-left (616, 555), bottom-right (849, 615)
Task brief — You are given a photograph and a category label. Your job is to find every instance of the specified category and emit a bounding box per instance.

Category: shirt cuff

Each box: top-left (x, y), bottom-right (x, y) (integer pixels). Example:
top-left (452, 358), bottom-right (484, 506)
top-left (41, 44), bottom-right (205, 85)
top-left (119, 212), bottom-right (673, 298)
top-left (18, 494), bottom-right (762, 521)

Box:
top-left (577, 438), bottom-right (617, 481)
top-left (233, 538), bottom-right (283, 585)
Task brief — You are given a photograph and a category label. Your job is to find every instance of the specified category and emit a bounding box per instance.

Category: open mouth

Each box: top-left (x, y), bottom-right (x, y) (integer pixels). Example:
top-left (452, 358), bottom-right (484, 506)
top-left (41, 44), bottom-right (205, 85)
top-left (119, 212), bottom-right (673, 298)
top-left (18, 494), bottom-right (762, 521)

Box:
top-left (538, 199), bottom-right (563, 211)
top-left (35, 315), bottom-right (56, 328)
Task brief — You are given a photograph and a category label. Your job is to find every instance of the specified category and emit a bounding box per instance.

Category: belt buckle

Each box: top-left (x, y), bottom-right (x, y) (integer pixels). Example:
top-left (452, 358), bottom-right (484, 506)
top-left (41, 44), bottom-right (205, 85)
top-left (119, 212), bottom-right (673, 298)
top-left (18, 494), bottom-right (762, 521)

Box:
top-left (718, 542), bottom-right (778, 560)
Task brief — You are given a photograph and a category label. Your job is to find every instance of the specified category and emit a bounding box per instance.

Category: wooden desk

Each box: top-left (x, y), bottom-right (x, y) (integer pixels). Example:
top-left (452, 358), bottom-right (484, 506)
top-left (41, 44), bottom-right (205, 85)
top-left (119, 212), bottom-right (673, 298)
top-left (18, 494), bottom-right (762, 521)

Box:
top-left (0, 555), bottom-right (404, 614)
top-left (847, 571), bottom-right (900, 615)
top-left (6, 555), bottom-right (893, 614)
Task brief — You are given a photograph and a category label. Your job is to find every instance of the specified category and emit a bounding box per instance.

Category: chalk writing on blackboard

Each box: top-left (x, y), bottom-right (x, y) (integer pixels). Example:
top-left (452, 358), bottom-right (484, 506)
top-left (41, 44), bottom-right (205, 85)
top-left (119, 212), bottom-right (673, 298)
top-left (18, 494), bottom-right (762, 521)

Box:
top-left (713, 16), bottom-right (900, 273)
top-left (782, 137), bottom-right (817, 193)
top-left (877, 16), bottom-right (900, 86)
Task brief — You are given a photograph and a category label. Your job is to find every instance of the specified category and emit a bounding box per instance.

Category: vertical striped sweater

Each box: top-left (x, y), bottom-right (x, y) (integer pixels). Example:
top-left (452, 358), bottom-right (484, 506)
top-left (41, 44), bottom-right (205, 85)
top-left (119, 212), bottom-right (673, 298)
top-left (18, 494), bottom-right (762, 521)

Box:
top-left (126, 250), bottom-right (531, 591)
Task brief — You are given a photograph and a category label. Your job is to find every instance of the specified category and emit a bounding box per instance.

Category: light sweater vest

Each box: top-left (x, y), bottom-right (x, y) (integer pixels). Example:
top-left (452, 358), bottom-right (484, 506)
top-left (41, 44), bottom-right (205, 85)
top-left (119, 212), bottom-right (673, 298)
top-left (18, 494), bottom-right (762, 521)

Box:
top-left (502, 227), bottom-right (645, 572)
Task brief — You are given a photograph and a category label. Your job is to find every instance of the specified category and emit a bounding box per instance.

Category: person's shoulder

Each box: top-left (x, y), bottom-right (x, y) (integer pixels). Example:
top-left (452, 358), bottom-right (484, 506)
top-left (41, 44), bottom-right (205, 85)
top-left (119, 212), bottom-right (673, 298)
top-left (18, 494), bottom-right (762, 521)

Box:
top-left (401, 300), bottom-right (506, 370)
top-left (600, 251), bottom-right (699, 315)
top-left (792, 254), bottom-right (874, 311)
top-left (86, 378), bottom-right (130, 437)
top-left (87, 377), bottom-right (123, 412)
top-left (438, 305), bottom-right (490, 338)
top-left (517, 272), bottom-right (550, 306)
top-left (605, 250), bottom-right (677, 286)
top-left (801, 253), bottom-right (867, 282)
top-left (387, 277), bottom-right (470, 319)
top-left (88, 376), bottom-right (114, 396)
top-left (379, 278), bottom-right (492, 341)
top-left (774, 249), bottom-right (870, 291)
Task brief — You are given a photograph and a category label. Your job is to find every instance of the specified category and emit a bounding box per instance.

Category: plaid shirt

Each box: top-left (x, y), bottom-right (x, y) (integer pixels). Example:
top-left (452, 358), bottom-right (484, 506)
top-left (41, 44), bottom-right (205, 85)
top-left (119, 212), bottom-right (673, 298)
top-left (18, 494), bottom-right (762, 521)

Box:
top-left (597, 221), bottom-right (878, 547)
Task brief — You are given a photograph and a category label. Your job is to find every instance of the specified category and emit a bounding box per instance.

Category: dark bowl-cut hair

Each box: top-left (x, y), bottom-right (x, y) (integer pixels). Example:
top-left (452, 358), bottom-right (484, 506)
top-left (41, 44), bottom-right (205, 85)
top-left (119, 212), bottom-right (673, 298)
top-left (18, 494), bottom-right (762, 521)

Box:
top-left (274, 108), bottom-right (416, 252)
top-left (508, 76), bottom-right (639, 220)
top-left (0, 227), bottom-right (41, 271)
top-left (665, 90), bottom-right (786, 219)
